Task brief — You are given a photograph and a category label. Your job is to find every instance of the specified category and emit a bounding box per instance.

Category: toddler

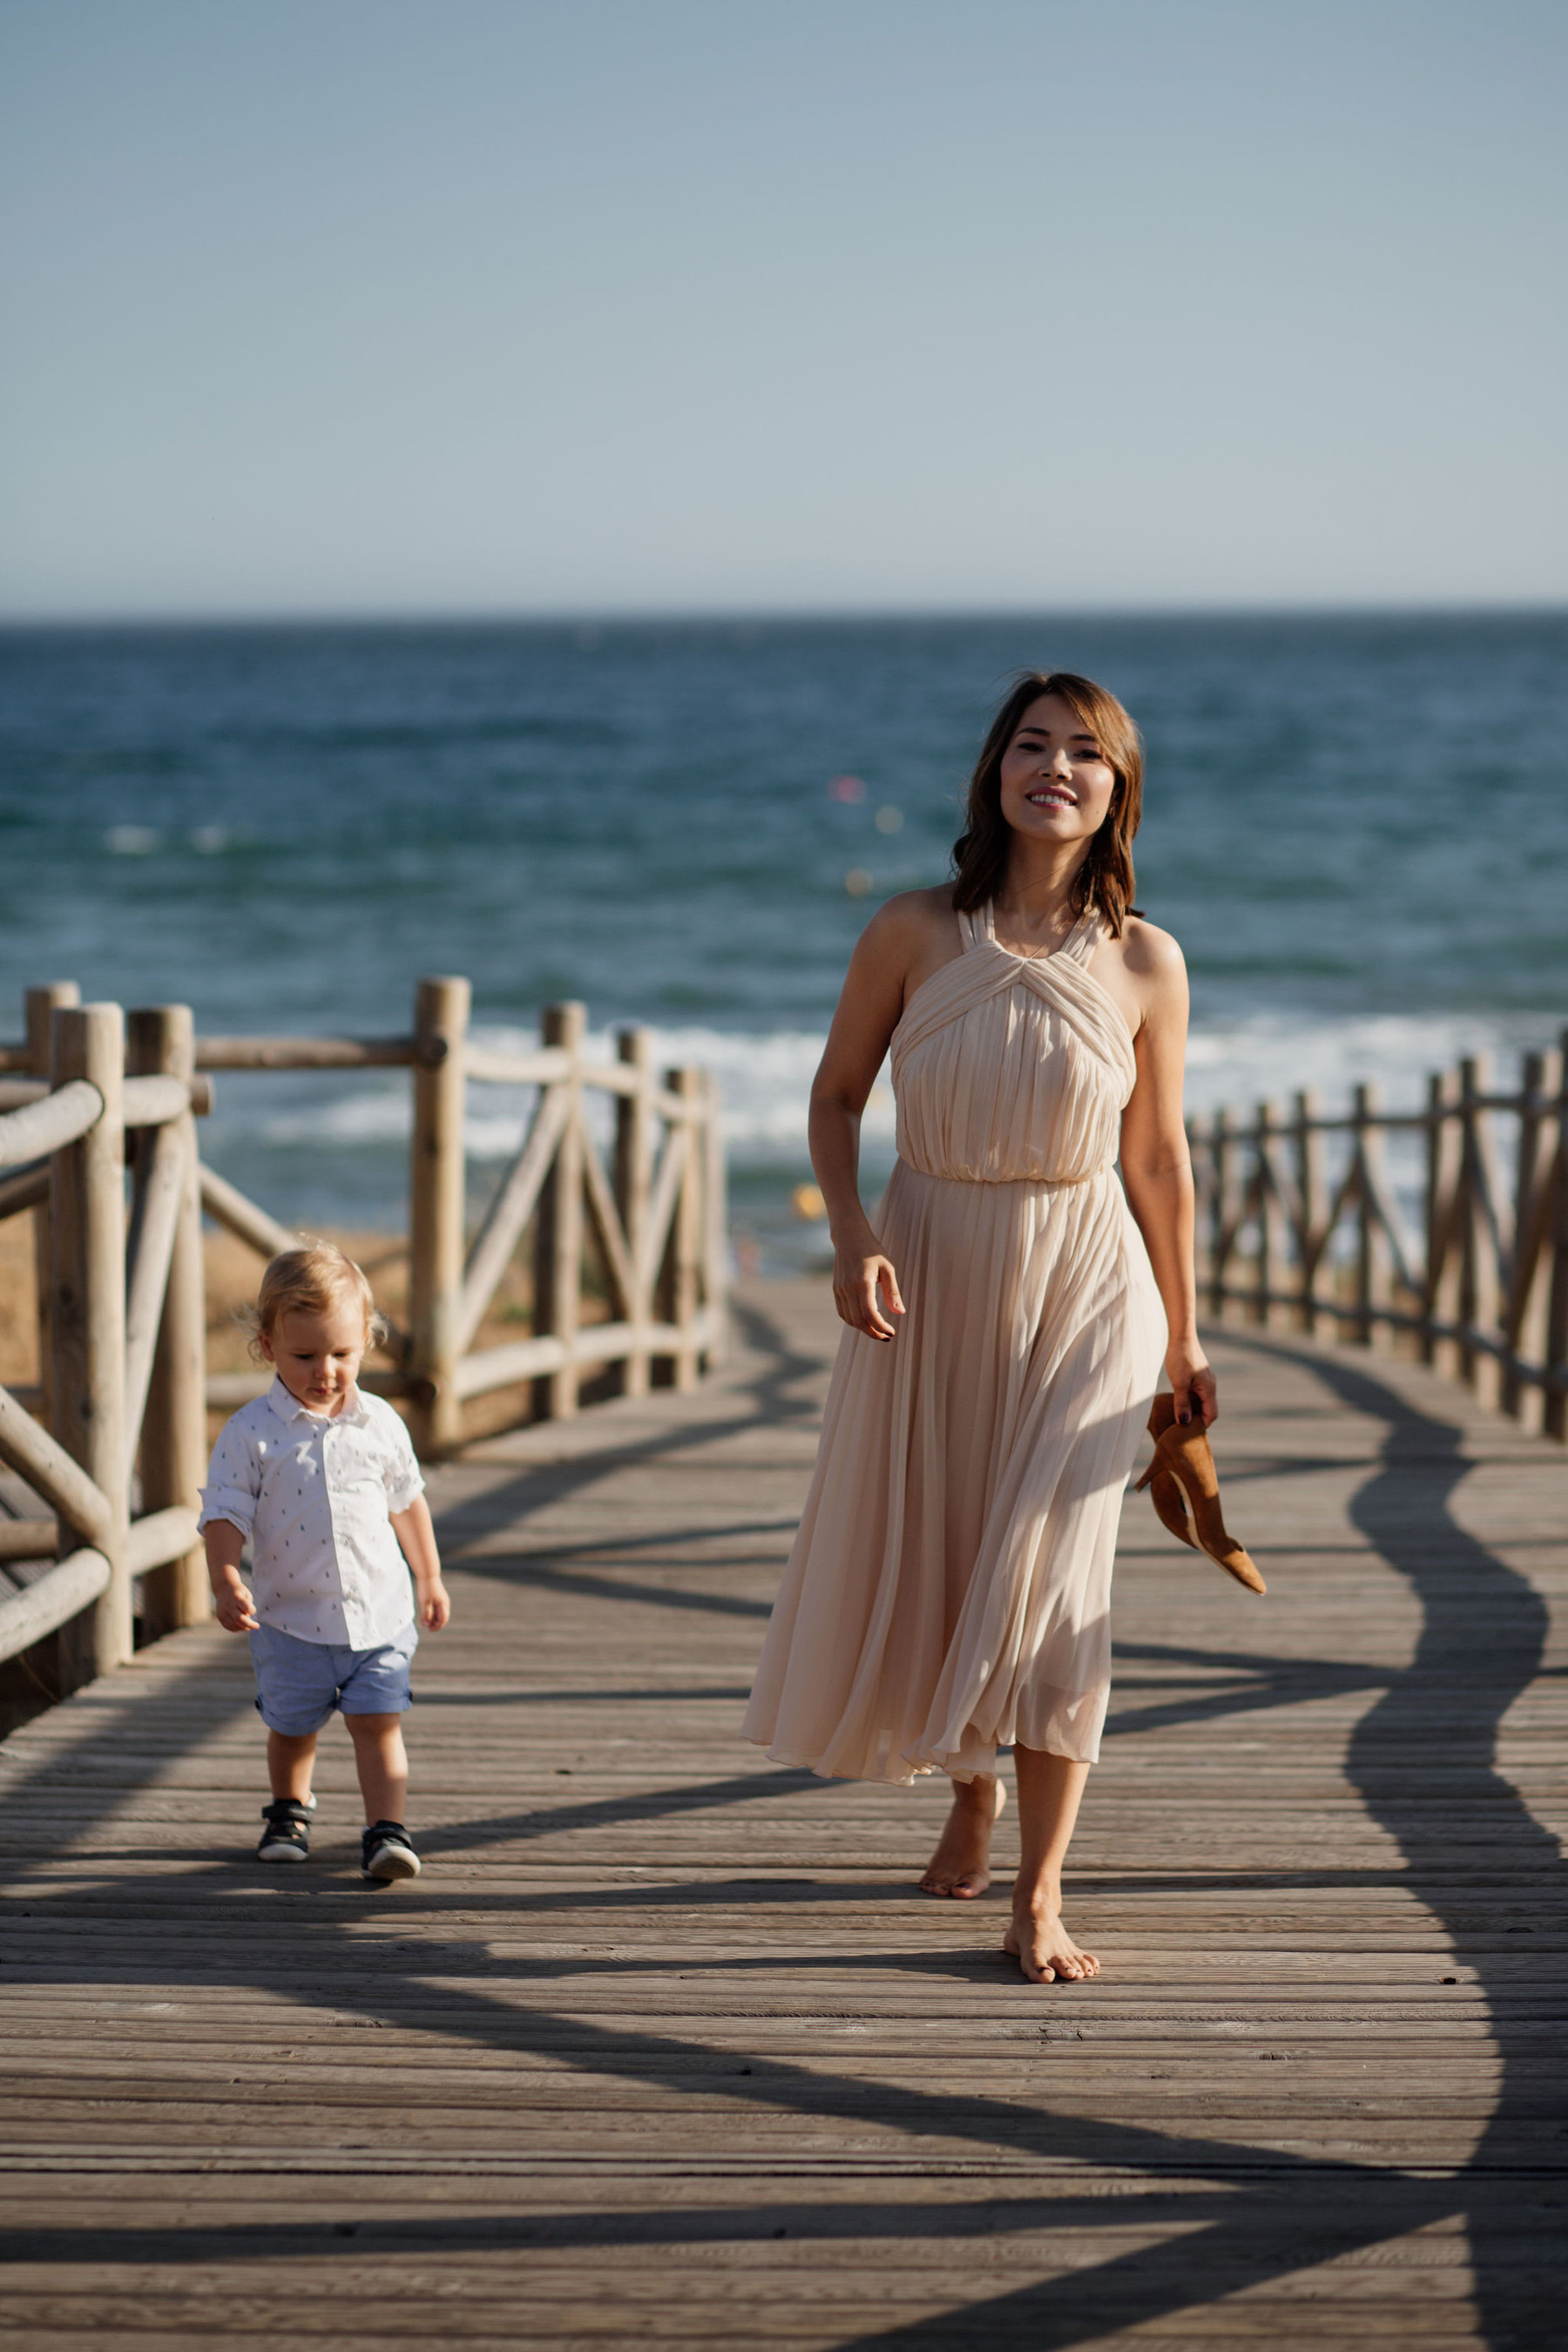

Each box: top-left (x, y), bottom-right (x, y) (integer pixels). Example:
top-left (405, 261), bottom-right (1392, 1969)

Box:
top-left (199, 1241), bottom-right (450, 1881)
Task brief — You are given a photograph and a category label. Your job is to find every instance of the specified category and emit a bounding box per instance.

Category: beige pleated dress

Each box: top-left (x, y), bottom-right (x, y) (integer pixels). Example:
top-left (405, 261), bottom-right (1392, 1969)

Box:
top-left (743, 900), bottom-right (1166, 1785)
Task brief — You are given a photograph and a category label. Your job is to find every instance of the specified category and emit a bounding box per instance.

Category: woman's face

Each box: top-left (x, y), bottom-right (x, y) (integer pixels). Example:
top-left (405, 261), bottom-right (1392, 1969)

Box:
top-left (997, 693), bottom-right (1117, 850)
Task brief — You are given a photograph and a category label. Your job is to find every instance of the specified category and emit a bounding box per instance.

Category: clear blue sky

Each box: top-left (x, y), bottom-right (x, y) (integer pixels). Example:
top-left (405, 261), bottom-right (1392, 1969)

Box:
top-left (2, 0), bottom-right (1563, 617)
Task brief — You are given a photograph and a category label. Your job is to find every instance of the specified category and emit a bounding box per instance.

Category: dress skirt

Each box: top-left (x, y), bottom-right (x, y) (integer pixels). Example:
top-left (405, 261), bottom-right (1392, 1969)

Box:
top-left (742, 1154), bottom-right (1166, 1785)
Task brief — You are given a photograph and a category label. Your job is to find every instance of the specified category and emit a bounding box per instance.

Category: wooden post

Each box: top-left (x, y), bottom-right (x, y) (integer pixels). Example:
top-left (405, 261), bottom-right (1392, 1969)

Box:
top-left (1458, 1055), bottom-right (1501, 1407)
top-left (614, 1027), bottom-right (654, 1399)
top-left (533, 1002), bottom-right (584, 1421)
top-left (1352, 1082), bottom-right (1392, 1352)
top-left (1187, 1115), bottom-right (1211, 1311)
top-left (408, 976), bottom-right (470, 1456)
top-left (127, 1006), bottom-right (207, 1635)
top-left (1543, 1030), bottom-right (1568, 1444)
top-left (50, 1004), bottom-right (130, 1688)
top-left (1295, 1090), bottom-right (1328, 1336)
top-left (25, 983), bottom-right (81, 1438)
top-left (668, 1066), bottom-right (704, 1392)
top-left (1254, 1101), bottom-right (1287, 1329)
top-left (702, 1069), bottom-right (728, 1367)
top-left (1209, 1106), bottom-right (1234, 1322)
top-left (1503, 1049), bottom-right (1552, 1426)
top-left (1425, 1067), bottom-right (1463, 1381)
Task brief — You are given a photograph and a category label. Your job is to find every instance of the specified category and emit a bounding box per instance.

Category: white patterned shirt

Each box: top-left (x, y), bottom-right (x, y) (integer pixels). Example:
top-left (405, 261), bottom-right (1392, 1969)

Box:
top-left (198, 1379), bottom-right (426, 1649)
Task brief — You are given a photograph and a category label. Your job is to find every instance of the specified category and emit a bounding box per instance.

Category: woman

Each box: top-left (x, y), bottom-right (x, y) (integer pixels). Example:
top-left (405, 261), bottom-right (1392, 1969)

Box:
top-left (742, 670), bottom-right (1215, 1984)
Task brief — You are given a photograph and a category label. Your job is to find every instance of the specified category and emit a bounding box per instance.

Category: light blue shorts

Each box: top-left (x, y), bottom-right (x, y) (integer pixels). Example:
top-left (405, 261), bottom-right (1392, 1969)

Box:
top-left (248, 1621), bottom-right (418, 1736)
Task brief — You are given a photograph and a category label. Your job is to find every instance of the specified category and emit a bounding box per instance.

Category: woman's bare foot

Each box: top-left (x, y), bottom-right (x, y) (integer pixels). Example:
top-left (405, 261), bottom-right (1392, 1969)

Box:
top-left (920, 1775), bottom-right (1006, 1898)
top-left (1004, 1905), bottom-right (1099, 1984)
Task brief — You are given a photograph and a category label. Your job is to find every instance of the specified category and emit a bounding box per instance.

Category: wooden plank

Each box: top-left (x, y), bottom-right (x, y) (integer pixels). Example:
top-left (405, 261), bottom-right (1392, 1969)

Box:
top-left (0, 1282), bottom-right (1565, 2346)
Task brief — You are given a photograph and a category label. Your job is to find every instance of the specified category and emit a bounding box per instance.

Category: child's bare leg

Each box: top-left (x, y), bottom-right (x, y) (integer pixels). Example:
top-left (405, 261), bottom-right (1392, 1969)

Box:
top-left (1003, 1746), bottom-right (1098, 1983)
top-left (345, 1713), bottom-right (409, 1824)
top-left (921, 1773), bottom-right (1006, 1898)
top-left (267, 1730), bottom-right (317, 1803)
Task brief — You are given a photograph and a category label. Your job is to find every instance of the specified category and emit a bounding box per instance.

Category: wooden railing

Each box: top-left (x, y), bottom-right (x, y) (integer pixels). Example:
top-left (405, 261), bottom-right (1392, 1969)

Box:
top-left (0, 977), bottom-right (726, 1686)
top-left (1186, 1034), bottom-right (1568, 1440)
top-left (0, 997), bottom-right (207, 1687)
top-left (189, 977), bottom-right (727, 1451)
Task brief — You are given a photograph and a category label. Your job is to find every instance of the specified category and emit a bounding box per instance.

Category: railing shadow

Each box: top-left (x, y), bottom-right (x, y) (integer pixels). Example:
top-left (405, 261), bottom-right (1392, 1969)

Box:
top-left (3, 1321), bottom-right (1564, 2346)
top-left (1265, 1340), bottom-right (1568, 2352)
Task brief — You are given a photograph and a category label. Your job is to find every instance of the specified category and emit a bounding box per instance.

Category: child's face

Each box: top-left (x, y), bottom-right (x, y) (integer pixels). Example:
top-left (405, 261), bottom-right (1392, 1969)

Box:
top-left (260, 1300), bottom-right (369, 1416)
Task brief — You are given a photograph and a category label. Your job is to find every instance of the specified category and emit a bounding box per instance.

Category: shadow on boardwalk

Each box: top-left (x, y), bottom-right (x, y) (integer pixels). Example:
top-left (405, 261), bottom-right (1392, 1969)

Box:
top-left (0, 1289), bottom-right (1565, 2348)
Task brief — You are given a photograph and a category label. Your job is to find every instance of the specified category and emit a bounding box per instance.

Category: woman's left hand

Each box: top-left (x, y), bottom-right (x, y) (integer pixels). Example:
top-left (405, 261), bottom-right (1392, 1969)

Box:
top-left (1166, 1341), bottom-right (1217, 1428)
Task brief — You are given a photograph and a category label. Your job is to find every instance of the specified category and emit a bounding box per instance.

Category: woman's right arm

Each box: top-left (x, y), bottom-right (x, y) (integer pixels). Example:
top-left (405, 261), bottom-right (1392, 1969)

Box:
top-left (808, 900), bottom-right (920, 1340)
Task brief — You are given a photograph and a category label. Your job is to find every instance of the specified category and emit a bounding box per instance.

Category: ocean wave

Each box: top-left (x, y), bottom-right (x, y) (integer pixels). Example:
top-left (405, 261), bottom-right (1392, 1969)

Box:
top-left (1181, 1010), bottom-right (1555, 1118)
top-left (252, 1024), bottom-right (889, 1162)
top-left (237, 1010), bottom-right (1556, 1171)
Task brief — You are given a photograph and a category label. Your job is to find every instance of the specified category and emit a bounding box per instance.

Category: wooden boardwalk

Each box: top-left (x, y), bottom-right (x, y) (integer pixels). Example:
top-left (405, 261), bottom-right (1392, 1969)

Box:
top-left (2, 1278), bottom-right (1566, 2349)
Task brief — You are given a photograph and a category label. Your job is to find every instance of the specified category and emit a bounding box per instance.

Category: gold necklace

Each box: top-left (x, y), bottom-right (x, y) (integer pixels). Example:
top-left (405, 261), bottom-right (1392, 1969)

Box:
top-left (995, 907), bottom-right (1076, 959)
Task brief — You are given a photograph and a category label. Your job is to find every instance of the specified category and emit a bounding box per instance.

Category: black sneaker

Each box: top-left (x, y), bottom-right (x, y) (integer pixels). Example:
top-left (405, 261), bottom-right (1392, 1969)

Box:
top-left (362, 1821), bottom-right (420, 1882)
top-left (257, 1798), bottom-right (313, 1863)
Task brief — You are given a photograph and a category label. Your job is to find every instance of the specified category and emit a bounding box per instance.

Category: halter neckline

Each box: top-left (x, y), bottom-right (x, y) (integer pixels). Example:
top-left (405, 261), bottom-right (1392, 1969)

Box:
top-left (969, 899), bottom-right (1099, 965)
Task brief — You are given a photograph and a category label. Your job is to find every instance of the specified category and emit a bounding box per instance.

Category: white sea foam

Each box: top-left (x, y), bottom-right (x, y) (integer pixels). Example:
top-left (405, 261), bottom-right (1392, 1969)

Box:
top-left (1181, 1010), bottom-right (1556, 1119)
top-left (243, 1010), bottom-right (1556, 1178)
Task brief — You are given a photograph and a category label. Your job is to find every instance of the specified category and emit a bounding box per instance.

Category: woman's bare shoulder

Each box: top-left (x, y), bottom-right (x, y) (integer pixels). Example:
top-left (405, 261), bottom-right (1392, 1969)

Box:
top-left (1117, 914), bottom-right (1186, 983)
top-left (1108, 916), bottom-right (1188, 1031)
top-left (1088, 913), bottom-right (1186, 1038)
top-left (868, 882), bottom-right (955, 934)
top-left (856, 884), bottom-right (956, 960)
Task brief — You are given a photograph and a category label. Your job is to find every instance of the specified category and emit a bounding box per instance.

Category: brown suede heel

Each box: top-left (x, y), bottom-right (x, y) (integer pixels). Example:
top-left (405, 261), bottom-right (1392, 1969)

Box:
top-left (1134, 1394), bottom-right (1267, 1594)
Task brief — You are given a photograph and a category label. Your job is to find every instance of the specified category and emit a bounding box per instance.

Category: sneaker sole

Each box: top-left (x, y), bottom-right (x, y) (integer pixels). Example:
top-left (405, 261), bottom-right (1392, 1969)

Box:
top-left (362, 1848), bottom-right (420, 1881)
top-left (257, 1843), bottom-right (308, 1863)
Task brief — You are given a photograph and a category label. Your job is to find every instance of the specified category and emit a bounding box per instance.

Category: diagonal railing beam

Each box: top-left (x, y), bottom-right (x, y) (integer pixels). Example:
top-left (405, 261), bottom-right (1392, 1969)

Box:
top-left (198, 1162), bottom-right (300, 1260)
top-left (579, 1127), bottom-right (638, 1321)
top-left (456, 1081), bottom-right (571, 1358)
top-left (639, 1122), bottom-right (689, 1298)
top-left (0, 1387), bottom-right (114, 1550)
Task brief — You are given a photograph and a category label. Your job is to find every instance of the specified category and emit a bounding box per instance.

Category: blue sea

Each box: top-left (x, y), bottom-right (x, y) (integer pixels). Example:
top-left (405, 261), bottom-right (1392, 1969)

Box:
top-left (2, 615), bottom-right (1564, 1267)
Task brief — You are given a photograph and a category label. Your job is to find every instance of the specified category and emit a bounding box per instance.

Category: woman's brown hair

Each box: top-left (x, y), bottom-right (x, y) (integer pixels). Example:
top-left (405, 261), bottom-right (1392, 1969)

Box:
top-left (950, 670), bottom-right (1144, 936)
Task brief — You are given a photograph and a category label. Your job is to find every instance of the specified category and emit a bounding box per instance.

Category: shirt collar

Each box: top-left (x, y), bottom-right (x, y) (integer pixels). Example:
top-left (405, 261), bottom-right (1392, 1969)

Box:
top-left (265, 1375), bottom-right (369, 1429)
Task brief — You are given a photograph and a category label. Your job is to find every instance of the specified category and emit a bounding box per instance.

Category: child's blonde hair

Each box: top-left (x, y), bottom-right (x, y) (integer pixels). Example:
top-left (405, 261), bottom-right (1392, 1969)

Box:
top-left (243, 1240), bottom-right (389, 1360)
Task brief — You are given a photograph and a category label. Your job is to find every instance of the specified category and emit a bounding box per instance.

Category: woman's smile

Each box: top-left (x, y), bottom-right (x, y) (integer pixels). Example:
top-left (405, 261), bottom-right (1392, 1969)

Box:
top-left (997, 694), bottom-right (1116, 843)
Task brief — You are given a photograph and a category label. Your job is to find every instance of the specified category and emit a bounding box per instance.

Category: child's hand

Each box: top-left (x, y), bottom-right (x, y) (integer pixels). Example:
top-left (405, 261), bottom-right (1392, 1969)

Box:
top-left (213, 1578), bottom-right (260, 1633)
top-left (418, 1576), bottom-right (451, 1632)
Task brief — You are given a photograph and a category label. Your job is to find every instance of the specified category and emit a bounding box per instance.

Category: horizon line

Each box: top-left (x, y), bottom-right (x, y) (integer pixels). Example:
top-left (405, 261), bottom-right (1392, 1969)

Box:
top-left (3, 597), bottom-right (1566, 632)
